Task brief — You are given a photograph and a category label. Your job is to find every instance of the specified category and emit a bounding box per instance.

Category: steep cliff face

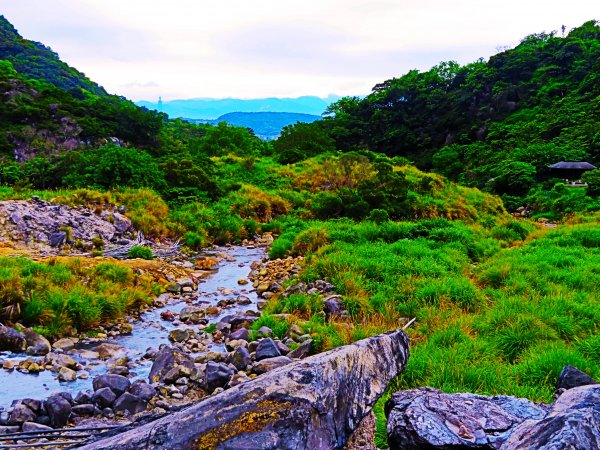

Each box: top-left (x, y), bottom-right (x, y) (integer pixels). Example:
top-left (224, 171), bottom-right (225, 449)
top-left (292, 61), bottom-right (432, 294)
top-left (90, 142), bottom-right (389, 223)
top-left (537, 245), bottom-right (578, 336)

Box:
top-left (81, 329), bottom-right (410, 450)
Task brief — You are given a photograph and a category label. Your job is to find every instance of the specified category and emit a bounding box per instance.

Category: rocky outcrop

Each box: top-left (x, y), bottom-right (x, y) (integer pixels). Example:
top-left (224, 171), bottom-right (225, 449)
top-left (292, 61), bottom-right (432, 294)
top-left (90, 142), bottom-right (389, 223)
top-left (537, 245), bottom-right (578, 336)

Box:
top-left (386, 387), bottom-right (548, 449)
top-left (0, 198), bottom-right (133, 254)
top-left (502, 384), bottom-right (600, 450)
top-left (0, 325), bottom-right (26, 352)
top-left (80, 329), bottom-right (410, 450)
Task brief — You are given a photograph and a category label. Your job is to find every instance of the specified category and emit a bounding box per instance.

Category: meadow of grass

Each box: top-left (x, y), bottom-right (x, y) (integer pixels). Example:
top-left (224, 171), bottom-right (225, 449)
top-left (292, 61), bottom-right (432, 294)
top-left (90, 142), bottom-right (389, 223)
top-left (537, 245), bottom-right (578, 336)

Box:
top-left (260, 219), bottom-right (600, 447)
top-left (0, 256), bottom-right (159, 338)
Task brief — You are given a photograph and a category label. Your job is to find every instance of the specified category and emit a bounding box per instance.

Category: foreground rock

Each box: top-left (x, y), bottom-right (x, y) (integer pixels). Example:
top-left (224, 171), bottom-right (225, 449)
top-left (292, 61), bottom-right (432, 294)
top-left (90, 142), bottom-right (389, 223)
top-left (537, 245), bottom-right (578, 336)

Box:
top-left (386, 387), bottom-right (548, 449)
top-left (0, 325), bottom-right (26, 352)
top-left (501, 384), bottom-right (600, 450)
top-left (81, 329), bottom-right (410, 450)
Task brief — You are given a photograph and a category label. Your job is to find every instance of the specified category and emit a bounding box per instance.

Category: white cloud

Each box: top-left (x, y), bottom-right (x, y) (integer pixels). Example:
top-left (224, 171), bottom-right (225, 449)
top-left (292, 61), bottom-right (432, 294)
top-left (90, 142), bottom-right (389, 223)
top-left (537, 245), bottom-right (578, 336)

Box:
top-left (2, 0), bottom-right (598, 100)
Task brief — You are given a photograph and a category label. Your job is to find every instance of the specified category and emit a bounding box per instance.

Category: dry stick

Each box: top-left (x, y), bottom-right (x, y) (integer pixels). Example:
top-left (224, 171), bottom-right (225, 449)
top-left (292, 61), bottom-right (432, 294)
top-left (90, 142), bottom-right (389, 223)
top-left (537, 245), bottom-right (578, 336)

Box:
top-left (402, 317), bottom-right (417, 330)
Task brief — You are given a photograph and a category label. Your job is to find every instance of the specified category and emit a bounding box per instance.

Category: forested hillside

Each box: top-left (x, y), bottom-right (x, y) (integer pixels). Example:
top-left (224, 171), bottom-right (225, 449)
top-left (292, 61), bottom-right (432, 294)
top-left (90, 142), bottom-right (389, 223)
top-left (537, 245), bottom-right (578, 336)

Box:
top-left (279, 20), bottom-right (600, 215)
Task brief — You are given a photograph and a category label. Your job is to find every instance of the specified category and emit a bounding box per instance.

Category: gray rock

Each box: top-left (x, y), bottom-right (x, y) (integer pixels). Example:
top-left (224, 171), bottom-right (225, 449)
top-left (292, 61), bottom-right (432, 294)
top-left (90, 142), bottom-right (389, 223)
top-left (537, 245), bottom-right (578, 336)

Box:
top-left (0, 325), bottom-right (26, 352)
top-left (501, 384), bottom-right (600, 450)
top-left (386, 387), bottom-right (548, 450)
top-left (556, 365), bottom-right (597, 392)
top-left (288, 339), bottom-right (313, 359)
top-left (231, 346), bottom-right (251, 371)
top-left (46, 394), bottom-right (72, 428)
top-left (168, 328), bottom-right (191, 343)
top-left (80, 329), bottom-right (410, 450)
top-left (22, 421), bottom-right (53, 432)
top-left (149, 346), bottom-right (197, 384)
top-left (23, 328), bottom-right (51, 355)
top-left (49, 231), bottom-right (67, 247)
top-left (257, 326), bottom-right (273, 337)
top-left (21, 398), bottom-right (42, 414)
top-left (0, 425), bottom-right (20, 433)
top-left (229, 327), bottom-right (250, 341)
top-left (92, 374), bottom-right (131, 396)
top-left (74, 390), bottom-right (94, 405)
top-left (129, 381), bottom-right (157, 402)
top-left (8, 403), bottom-right (37, 425)
top-left (324, 295), bottom-right (343, 320)
top-left (93, 387), bottom-right (117, 408)
top-left (255, 338), bottom-right (281, 361)
top-left (179, 306), bottom-right (205, 324)
top-left (203, 361), bottom-right (235, 392)
top-left (113, 392), bottom-right (147, 415)
top-left (253, 356), bottom-right (293, 374)
top-left (72, 404), bottom-right (98, 417)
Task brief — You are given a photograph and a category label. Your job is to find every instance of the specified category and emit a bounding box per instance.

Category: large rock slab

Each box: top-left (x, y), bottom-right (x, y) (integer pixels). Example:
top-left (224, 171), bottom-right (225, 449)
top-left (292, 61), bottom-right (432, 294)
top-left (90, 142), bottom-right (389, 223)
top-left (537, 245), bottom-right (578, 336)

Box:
top-left (81, 329), bottom-right (410, 450)
top-left (501, 384), bottom-right (600, 450)
top-left (0, 325), bottom-right (26, 352)
top-left (386, 387), bottom-right (548, 450)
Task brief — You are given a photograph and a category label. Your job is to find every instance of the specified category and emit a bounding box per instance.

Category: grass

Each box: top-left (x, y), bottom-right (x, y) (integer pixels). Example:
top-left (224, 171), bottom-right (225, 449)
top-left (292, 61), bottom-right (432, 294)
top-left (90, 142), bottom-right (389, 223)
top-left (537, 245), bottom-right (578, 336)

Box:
top-left (262, 220), bottom-right (600, 448)
top-left (0, 256), bottom-right (158, 338)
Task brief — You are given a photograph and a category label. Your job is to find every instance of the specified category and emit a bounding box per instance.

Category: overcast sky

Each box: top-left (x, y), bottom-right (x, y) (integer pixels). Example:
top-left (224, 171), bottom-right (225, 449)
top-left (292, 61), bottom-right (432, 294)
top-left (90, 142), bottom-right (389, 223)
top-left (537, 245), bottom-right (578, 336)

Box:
top-left (2, 1), bottom-right (598, 101)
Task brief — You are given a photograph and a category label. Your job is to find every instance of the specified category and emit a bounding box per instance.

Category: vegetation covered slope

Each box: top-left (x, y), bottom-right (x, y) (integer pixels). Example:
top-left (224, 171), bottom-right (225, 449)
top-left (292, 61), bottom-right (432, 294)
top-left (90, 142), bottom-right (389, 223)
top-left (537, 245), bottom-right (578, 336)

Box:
top-left (280, 20), bottom-right (600, 215)
top-left (0, 15), bottom-right (105, 96)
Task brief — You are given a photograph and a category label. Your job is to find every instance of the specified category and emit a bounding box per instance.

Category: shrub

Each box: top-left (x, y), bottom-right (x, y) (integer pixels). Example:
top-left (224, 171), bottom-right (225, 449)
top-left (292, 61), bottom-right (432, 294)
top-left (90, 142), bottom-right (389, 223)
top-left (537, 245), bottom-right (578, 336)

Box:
top-left (128, 245), bottom-right (153, 260)
top-left (368, 209), bottom-right (390, 224)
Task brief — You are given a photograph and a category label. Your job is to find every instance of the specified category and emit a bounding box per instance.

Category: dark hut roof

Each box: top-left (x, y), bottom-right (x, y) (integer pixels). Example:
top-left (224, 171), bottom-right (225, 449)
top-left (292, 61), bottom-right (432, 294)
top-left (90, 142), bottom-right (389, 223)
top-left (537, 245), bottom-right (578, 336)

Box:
top-left (548, 161), bottom-right (597, 170)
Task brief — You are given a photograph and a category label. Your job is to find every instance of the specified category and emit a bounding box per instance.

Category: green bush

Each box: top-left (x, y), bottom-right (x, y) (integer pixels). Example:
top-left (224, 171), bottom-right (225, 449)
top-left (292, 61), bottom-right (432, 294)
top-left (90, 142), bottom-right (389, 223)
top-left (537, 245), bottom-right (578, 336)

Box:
top-left (128, 245), bottom-right (154, 260)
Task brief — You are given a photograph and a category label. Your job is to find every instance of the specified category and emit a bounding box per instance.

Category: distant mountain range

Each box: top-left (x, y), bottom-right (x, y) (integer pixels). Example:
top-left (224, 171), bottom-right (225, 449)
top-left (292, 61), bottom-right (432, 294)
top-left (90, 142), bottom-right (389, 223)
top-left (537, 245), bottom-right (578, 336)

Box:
top-left (136, 96), bottom-right (340, 119)
top-left (188, 112), bottom-right (322, 140)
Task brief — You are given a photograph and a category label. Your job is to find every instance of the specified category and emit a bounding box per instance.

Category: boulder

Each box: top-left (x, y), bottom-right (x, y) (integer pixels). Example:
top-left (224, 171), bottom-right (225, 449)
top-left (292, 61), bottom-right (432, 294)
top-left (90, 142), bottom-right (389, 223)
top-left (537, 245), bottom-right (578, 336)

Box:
top-left (148, 346), bottom-right (197, 384)
top-left (179, 306), bottom-right (205, 323)
top-left (229, 327), bottom-right (250, 341)
top-left (94, 343), bottom-right (125, 359)
top-left (23, 328), bottom-right (51, 355)
top-left (92, 374), bottom-right (131, 396)
top-left (203, 361), bottom-right (235, 392)
top-left (8, 403), bottom-right (37, 425)
top-left (46, 352), bottom-right (77, 370)
top-left (255, 338), bottom-right (281, 361)
top-left (52, 337), bottom-right (77, 351)
top-left (386, 387), bottom-right (548, 450)
top-left (72, 404), bottom-right (98, 417)
top-left (113, 392), bottom-right (147, 415)
top-left (344, 411), bottom-right (377, 450)
top-left (49, 231), bottom-right (67, 247)
top-left (46, 394), bottom-right (72, 428)
top-left (92, 387), bottom-right (117, 408)
top-left (556, 365), bottom-right (597, 393)
top-left (168, 328), bottom-right (191, 343)
top-left (74, 390), bottom-right (94, 404)
top-left (501, 384), bottom-right (600, 450)
top-left (58, 366), bottom-right (77, 382)
top-left (129, 381), bottom-right (157, 402)
top-left (0, 325), bottom-right (26, 352)
top-left (22, 421), bottom-right (53, 432)
top-left (288, 339), bottom-right (313, 359)
top-left (80, 329), bottom-right (410, 450)
top-left (231, 346), bottom-right (251, 371)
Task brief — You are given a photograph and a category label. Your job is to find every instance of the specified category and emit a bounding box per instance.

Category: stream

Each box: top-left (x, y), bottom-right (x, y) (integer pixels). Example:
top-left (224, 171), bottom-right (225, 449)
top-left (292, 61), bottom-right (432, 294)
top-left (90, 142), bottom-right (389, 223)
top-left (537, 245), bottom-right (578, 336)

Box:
top-left (0, 245), bottom-right (265, 409)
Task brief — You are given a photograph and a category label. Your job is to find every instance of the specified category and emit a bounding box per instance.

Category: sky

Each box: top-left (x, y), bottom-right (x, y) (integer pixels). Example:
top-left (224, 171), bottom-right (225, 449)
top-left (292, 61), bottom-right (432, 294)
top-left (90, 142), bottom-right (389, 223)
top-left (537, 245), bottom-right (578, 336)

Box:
top-left (2, 0), bottom-right (598, 101)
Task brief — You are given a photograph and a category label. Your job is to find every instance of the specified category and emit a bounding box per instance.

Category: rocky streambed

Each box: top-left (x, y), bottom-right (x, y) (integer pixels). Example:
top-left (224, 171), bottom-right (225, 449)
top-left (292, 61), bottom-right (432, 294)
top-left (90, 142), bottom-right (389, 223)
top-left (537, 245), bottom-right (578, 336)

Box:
top-left (0, 246), bottom-right (267, 423)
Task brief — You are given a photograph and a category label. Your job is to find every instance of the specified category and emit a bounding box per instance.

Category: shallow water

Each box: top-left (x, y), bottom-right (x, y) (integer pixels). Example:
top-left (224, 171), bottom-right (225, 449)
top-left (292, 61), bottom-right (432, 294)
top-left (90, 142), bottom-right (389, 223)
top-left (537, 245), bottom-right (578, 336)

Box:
top-left (0, 245), bottom-right (264, 409)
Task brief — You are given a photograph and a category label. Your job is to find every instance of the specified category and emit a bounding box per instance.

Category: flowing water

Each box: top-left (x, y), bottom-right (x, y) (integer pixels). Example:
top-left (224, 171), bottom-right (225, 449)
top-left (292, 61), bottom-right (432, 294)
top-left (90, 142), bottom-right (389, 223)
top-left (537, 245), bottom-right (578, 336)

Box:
top-left (0, 246), bottom-right (264, 409)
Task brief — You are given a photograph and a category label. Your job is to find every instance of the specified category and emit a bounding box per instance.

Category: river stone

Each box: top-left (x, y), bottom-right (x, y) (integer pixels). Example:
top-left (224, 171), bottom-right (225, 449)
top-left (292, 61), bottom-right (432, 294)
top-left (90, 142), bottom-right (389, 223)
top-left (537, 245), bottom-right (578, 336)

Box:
top-left (229, 327), bottom-right (250, 341)
top-left (93, 374), bottom-right (131, 396)
top-left (149, 346), bottom-right (197, 384)
top-left (386, 387), bottom-right (548, 450)
top-left (129, 381), bottom-right (157, 402)
top-left (253, 356), bottom-right (293, 374)
top-left (255, 338), bottom-right (281, 361)
top-left (46, 394), bottom-right (72, 428)
top-left (168, 328), bottom-right (191, 343)
top-left (94, 343), bottom-right (125, 359)
top-left (501, 384), bottom-right (600, 450)
top-left (179, 306), bottom-right (205, 323)
top-left (22, 421), bottom-right (53, 432)
top-left (257, 326), bottom-right (273, 338)
top-left (58, 366), bottom-right (77, 382)
top-left (93, 387), bottom-right (117, 408)
top-left (288, 339), bottom-right (313, 359)
top-left (231, 346), bottom-right (251, 371)
top-left (46, 352), bottom-right (77, 369)
top-left (203, 361), bottom-right (235, 392)
top-left (72, 404), bottom-right (98, 417)
top-left (75, 390), bottom-right (94, 404)
top-left (113, 392), bottom-right (147, 415)
top-left (556, 365), bottom-right (598, 393)
top-left (0, 325), bottom-right (26, 352)
top-left (21, 398), bottom-right (42, 413)
top-left (80, 329), bottom-right (410, 450)
top-left (8, 403), bottom-right (37, 425)
top-left (52, 337), bottom-right (77, 351)
top-left (23, 328), bottom-right (51, 355)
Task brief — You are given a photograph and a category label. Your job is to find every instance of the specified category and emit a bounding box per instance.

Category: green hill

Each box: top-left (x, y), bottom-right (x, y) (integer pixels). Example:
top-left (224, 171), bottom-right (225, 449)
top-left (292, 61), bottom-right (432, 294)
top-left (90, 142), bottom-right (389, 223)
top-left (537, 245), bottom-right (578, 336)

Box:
top-left (0, 15), bottom-right (106, 96)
